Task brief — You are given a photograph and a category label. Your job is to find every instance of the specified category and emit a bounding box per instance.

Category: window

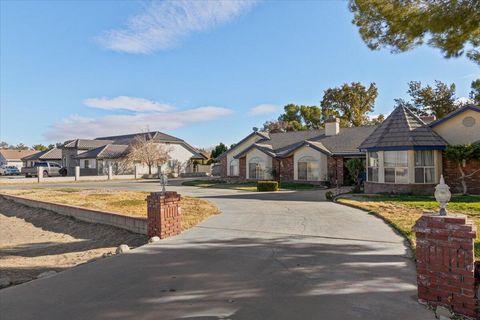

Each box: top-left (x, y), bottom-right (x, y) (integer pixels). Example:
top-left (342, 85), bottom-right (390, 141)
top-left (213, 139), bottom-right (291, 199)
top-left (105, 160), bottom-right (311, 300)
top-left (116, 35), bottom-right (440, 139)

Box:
top-left (367, 152), bottom-right (379, 182)
top-left (229, 159), bottom-right (239, 176)
top-left (415, 150), bottom-right (435, 183)
top-left (384, 151), bottom-right (408, 184)
top-left (248, 157), bottom-right (265, 179)
top-left (297, 156), bottom-right (319, 181)
top-left (84, 160), bottom-right (90, 169)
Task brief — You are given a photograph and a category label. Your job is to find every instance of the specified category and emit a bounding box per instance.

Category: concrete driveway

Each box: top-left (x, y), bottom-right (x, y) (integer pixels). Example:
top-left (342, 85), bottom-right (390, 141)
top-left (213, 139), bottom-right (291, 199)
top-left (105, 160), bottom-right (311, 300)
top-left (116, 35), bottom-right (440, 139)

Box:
top-left (0, 180), bottom-right (433, 319)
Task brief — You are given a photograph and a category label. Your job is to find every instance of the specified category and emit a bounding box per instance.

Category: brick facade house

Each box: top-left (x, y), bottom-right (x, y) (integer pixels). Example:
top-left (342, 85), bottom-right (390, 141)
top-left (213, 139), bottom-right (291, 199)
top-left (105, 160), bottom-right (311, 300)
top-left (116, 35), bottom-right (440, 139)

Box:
top-left (359, 104), bottom-right (479, 195)
top-left (219, 104), bottom-right (480, 194)
top-left (218, 118), bottom-right (376, 186)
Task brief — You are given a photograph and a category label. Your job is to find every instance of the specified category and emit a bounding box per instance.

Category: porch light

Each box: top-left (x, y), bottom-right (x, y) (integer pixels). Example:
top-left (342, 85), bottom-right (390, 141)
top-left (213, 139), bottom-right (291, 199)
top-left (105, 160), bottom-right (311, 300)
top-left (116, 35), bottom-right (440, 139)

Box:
top-left (434, 175), bottom-right (451, 216)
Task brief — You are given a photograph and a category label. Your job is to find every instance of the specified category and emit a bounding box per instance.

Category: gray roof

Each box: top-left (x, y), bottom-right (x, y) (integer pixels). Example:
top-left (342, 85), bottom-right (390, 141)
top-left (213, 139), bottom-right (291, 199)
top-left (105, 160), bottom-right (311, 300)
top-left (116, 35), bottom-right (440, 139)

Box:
top-left (359, 106), bottom-right (447, 151)
top-left (22, 148), bottom-right (62, 161)
top-left (95, 131), bottom-right (183, 145)
top-left (234, 126), bottom-right (377, 159)
top-left (63, 139), bottom-right (114, 150)
top-left (75, 144), bottom-right (129, 159)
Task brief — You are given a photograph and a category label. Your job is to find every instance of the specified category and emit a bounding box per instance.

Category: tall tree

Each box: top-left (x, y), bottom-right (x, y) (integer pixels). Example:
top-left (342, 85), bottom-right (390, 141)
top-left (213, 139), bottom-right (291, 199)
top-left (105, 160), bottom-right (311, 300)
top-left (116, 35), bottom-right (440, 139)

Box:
top-left (278, 104), bottom-right (305, 131)
top-left (470, 79), bottom-right (480, 104)
top-left (349, 0), bottom-right (480, 65)
top-left (210, 143), bottom-right (228, 160)
top-left (32, 144), bottom-right (47, 151)
top-left (321, 82), bottom-right (378, 127)
top-left (0, 141), bottom-right (10, 149)
top-left (395, 80), bottom-right (458, 119)
top-left (300, 105), bottom-right (322, 129)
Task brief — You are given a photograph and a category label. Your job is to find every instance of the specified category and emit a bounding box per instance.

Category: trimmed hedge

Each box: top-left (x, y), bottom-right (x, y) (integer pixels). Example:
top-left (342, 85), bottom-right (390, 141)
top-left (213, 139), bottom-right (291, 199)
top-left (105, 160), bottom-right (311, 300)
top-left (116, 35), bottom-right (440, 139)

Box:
top-left (257, 181), bottom-right (279, 192)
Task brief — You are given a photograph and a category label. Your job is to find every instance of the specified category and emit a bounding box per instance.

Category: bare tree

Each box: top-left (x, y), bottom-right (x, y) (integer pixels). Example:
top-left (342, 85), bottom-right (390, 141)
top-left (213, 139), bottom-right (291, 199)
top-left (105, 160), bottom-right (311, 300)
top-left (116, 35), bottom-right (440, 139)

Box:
top-left (123, 133), bottom-right (171, 175)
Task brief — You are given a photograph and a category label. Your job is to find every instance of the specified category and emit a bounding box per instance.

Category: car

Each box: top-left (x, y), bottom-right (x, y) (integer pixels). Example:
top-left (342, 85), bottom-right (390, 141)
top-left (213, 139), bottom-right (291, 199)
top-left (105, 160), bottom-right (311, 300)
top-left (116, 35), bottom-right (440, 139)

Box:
top-left (0, 166), bottom-right (20, 176)
top-left (22, 162), bottom-right (65, 177)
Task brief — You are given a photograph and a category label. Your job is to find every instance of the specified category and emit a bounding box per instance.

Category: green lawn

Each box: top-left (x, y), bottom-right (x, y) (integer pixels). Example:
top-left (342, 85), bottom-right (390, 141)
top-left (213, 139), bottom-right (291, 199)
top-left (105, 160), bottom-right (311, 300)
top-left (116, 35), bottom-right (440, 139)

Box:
top-left (182, 179), bottom-right (322, 191)
top-left (337, 194), bottom-right (480, 260)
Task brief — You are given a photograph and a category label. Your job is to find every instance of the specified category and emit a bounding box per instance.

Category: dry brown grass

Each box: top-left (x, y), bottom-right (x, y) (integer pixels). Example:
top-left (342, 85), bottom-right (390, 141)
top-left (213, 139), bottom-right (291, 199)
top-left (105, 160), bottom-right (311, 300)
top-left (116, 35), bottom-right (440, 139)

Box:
top-left (337, 195), bottom-right (480, 260)
top-left (1, 188), bottom-right (219, 231)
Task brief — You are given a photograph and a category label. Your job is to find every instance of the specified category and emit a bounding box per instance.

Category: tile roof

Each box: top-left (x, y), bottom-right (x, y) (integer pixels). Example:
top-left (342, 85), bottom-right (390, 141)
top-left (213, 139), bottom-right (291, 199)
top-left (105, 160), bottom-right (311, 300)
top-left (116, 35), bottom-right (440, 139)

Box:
top-left (22, 148), bottom-right (62, 161)
top-left (234, 126), bottom-right (377, 158)
top-left (75, 144), bottom-right (129, 159)
top-left (0, 149), bottom-right (38, 161)
top-left (358, 106), bottom-right (447, 151)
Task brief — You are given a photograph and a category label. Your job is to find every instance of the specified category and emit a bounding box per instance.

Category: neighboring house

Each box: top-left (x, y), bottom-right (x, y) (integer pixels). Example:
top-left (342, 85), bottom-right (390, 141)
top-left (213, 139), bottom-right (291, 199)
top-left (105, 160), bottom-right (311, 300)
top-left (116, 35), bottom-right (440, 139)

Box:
top-left (0, 149), bottom-right (38, 170)
top-left (21, 148), bottom-right (62, 168)
top-left (219, 118), bottom-right (376, 185)
top-left (61, 131), bottom-right (208, 177)
top-left (359, 104), bottom-right (480, 195)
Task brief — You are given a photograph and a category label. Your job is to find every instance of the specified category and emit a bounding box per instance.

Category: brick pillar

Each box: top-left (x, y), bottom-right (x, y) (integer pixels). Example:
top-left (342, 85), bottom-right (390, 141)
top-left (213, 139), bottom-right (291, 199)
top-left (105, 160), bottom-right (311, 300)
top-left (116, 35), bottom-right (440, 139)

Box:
top-left (146, 191), bottom-right (181, 239)
top-left (413, 214), bottom-right (478, 318)
top-left (239, 157), bottom-right (246, 181)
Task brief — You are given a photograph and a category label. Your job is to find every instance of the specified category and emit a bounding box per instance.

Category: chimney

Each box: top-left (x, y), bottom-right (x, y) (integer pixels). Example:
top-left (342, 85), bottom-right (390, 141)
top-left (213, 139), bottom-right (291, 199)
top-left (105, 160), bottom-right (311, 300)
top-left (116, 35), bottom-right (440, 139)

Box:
top-left (325, 116), bottom-right (340, 136)
top-left (420, 115), bottom-right (436, 124)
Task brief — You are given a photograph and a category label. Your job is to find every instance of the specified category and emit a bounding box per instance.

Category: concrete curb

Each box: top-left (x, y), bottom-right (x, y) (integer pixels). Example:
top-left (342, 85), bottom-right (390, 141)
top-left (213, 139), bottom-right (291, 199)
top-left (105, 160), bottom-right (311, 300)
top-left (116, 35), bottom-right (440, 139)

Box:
top-left (0, 194), bottom-right (147, 235)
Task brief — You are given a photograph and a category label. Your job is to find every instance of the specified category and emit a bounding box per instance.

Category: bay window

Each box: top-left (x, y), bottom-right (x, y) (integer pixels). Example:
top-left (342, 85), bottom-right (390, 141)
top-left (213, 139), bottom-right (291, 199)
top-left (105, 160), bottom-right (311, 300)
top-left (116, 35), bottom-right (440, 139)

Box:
top-left (297, 156), bottom-right (319, 181)
top-left (367, 152), bottom-right (379, 182)
top-left (384, 151), bottom-right (408, 184)
top-left (414, 150), bottom-right (435, 183)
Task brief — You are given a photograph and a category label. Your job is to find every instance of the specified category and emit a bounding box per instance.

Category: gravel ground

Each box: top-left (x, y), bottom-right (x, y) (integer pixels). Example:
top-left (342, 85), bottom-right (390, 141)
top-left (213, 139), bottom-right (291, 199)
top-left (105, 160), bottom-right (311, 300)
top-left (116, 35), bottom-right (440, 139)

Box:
top-left (0, 199), bottom-right (147, 288)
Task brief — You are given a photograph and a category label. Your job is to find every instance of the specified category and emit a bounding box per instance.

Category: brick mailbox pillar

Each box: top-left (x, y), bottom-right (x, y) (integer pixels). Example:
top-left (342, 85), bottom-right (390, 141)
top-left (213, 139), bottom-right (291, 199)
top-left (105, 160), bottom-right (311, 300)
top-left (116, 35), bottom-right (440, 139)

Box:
top-left (413, 214), bottom-right (478, 318)
top-left (146, 191), bottom-right (181, 239)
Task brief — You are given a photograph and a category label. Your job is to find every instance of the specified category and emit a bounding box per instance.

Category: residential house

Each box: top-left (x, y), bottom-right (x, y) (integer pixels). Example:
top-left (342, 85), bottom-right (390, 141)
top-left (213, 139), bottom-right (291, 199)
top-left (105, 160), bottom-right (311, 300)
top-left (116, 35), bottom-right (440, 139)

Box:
top-left (360, 104), bottom-right (479, 195)
top-left (219, 104), bottom-right (479, 194)
top-left (21, 148), bottom-right (62, 168)
top-left (61, 131), bottom-right (208, 177)
top-left (0, 149), bottom-right (38, 170)
top-left (219, 118), bottom-right (376, 185)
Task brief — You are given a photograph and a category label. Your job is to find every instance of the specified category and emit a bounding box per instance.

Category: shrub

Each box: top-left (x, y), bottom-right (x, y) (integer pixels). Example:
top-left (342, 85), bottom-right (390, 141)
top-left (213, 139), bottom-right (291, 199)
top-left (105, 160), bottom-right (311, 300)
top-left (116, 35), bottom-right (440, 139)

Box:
top-left (257, 180), bottom-right (279, 192)
top-left (325, 191), bottom-right (334, 201)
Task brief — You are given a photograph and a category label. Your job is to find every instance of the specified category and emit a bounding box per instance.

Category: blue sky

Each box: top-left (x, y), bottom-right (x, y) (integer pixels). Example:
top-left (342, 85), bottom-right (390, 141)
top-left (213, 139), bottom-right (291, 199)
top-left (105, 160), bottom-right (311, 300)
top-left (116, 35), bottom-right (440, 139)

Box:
top-left (1, 0), bottom-right (478, 149)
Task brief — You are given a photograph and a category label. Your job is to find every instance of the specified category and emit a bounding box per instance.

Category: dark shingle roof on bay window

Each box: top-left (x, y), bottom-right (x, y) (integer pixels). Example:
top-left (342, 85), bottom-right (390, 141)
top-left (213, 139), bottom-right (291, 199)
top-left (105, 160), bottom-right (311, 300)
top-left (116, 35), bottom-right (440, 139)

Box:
top-left (358, 106), bottom-right (447, 151)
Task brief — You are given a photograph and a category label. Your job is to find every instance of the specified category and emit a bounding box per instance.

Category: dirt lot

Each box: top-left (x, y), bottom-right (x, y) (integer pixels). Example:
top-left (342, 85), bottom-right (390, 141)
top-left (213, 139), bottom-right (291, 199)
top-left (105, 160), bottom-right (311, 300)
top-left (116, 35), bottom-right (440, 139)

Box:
top-left (0, 199), bottom-right (147, 287)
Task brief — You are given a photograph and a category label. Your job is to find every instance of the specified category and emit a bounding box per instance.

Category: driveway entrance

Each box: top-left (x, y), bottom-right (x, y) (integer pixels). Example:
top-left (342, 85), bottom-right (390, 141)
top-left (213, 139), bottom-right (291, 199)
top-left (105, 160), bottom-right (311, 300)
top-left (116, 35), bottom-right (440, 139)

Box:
top-left (0, 181), bottom-right (433, 319)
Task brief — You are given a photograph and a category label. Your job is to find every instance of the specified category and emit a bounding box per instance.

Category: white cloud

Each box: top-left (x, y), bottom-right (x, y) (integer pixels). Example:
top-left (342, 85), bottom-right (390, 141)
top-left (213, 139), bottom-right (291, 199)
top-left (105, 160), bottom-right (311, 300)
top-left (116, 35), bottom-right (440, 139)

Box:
top-left (248, 104), bottom-right (278, 116)
top-left (84, 96), bottom-right (175, 112)
top-left (45, 106), bottom-right (232, 141)
top-left (96, 0), bottom-right (257, 54)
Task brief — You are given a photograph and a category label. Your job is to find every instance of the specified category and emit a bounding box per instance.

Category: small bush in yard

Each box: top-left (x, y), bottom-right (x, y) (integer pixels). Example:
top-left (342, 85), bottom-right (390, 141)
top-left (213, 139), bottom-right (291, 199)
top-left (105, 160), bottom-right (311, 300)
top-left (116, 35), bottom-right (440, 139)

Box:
top-left (257, 181), bottom-right (279, 192)
top-left (325, 191), bottom-right (334, 201)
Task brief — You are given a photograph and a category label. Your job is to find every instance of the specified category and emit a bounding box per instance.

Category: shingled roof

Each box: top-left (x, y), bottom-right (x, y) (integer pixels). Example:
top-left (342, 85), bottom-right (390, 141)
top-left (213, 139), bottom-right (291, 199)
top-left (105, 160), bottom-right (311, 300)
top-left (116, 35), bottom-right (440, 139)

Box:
top-left (358, 106), bottom-right (447, 151)
top-left (63, 139), bottom-right (114, 150)
top-left (75, 144), bottom-right (128, 159)
top-left (22, 148), bottom-right (62, 161)
top-left (95, 131), bottom-right (183, 145)
top-left (233, 125), bottom-right (377, 159)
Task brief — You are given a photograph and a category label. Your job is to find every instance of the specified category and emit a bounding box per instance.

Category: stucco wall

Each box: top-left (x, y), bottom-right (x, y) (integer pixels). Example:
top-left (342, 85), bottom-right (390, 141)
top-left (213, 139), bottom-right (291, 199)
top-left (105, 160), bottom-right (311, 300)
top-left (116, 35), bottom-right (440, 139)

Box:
top-left (432, 109), bottom-right (480, 145)
top-left (293, 146), bottom-right (328, 181)
top-left (226, 134), bottom-right (263, 176)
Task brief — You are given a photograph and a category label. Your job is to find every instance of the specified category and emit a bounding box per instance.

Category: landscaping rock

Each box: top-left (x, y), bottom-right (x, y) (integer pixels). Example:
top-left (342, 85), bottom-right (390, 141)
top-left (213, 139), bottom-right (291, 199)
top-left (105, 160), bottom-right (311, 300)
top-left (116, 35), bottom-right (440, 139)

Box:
top-left (148, 236), bottom-right (160, 243)
top-left (116, 244), bottom-right (130, 254)
top-left (37, 271), bottom-right (57, 279)
top-left (0, 277), bottom-right (11, 288)
top-left (435, 306), bottom-right (452, 320)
